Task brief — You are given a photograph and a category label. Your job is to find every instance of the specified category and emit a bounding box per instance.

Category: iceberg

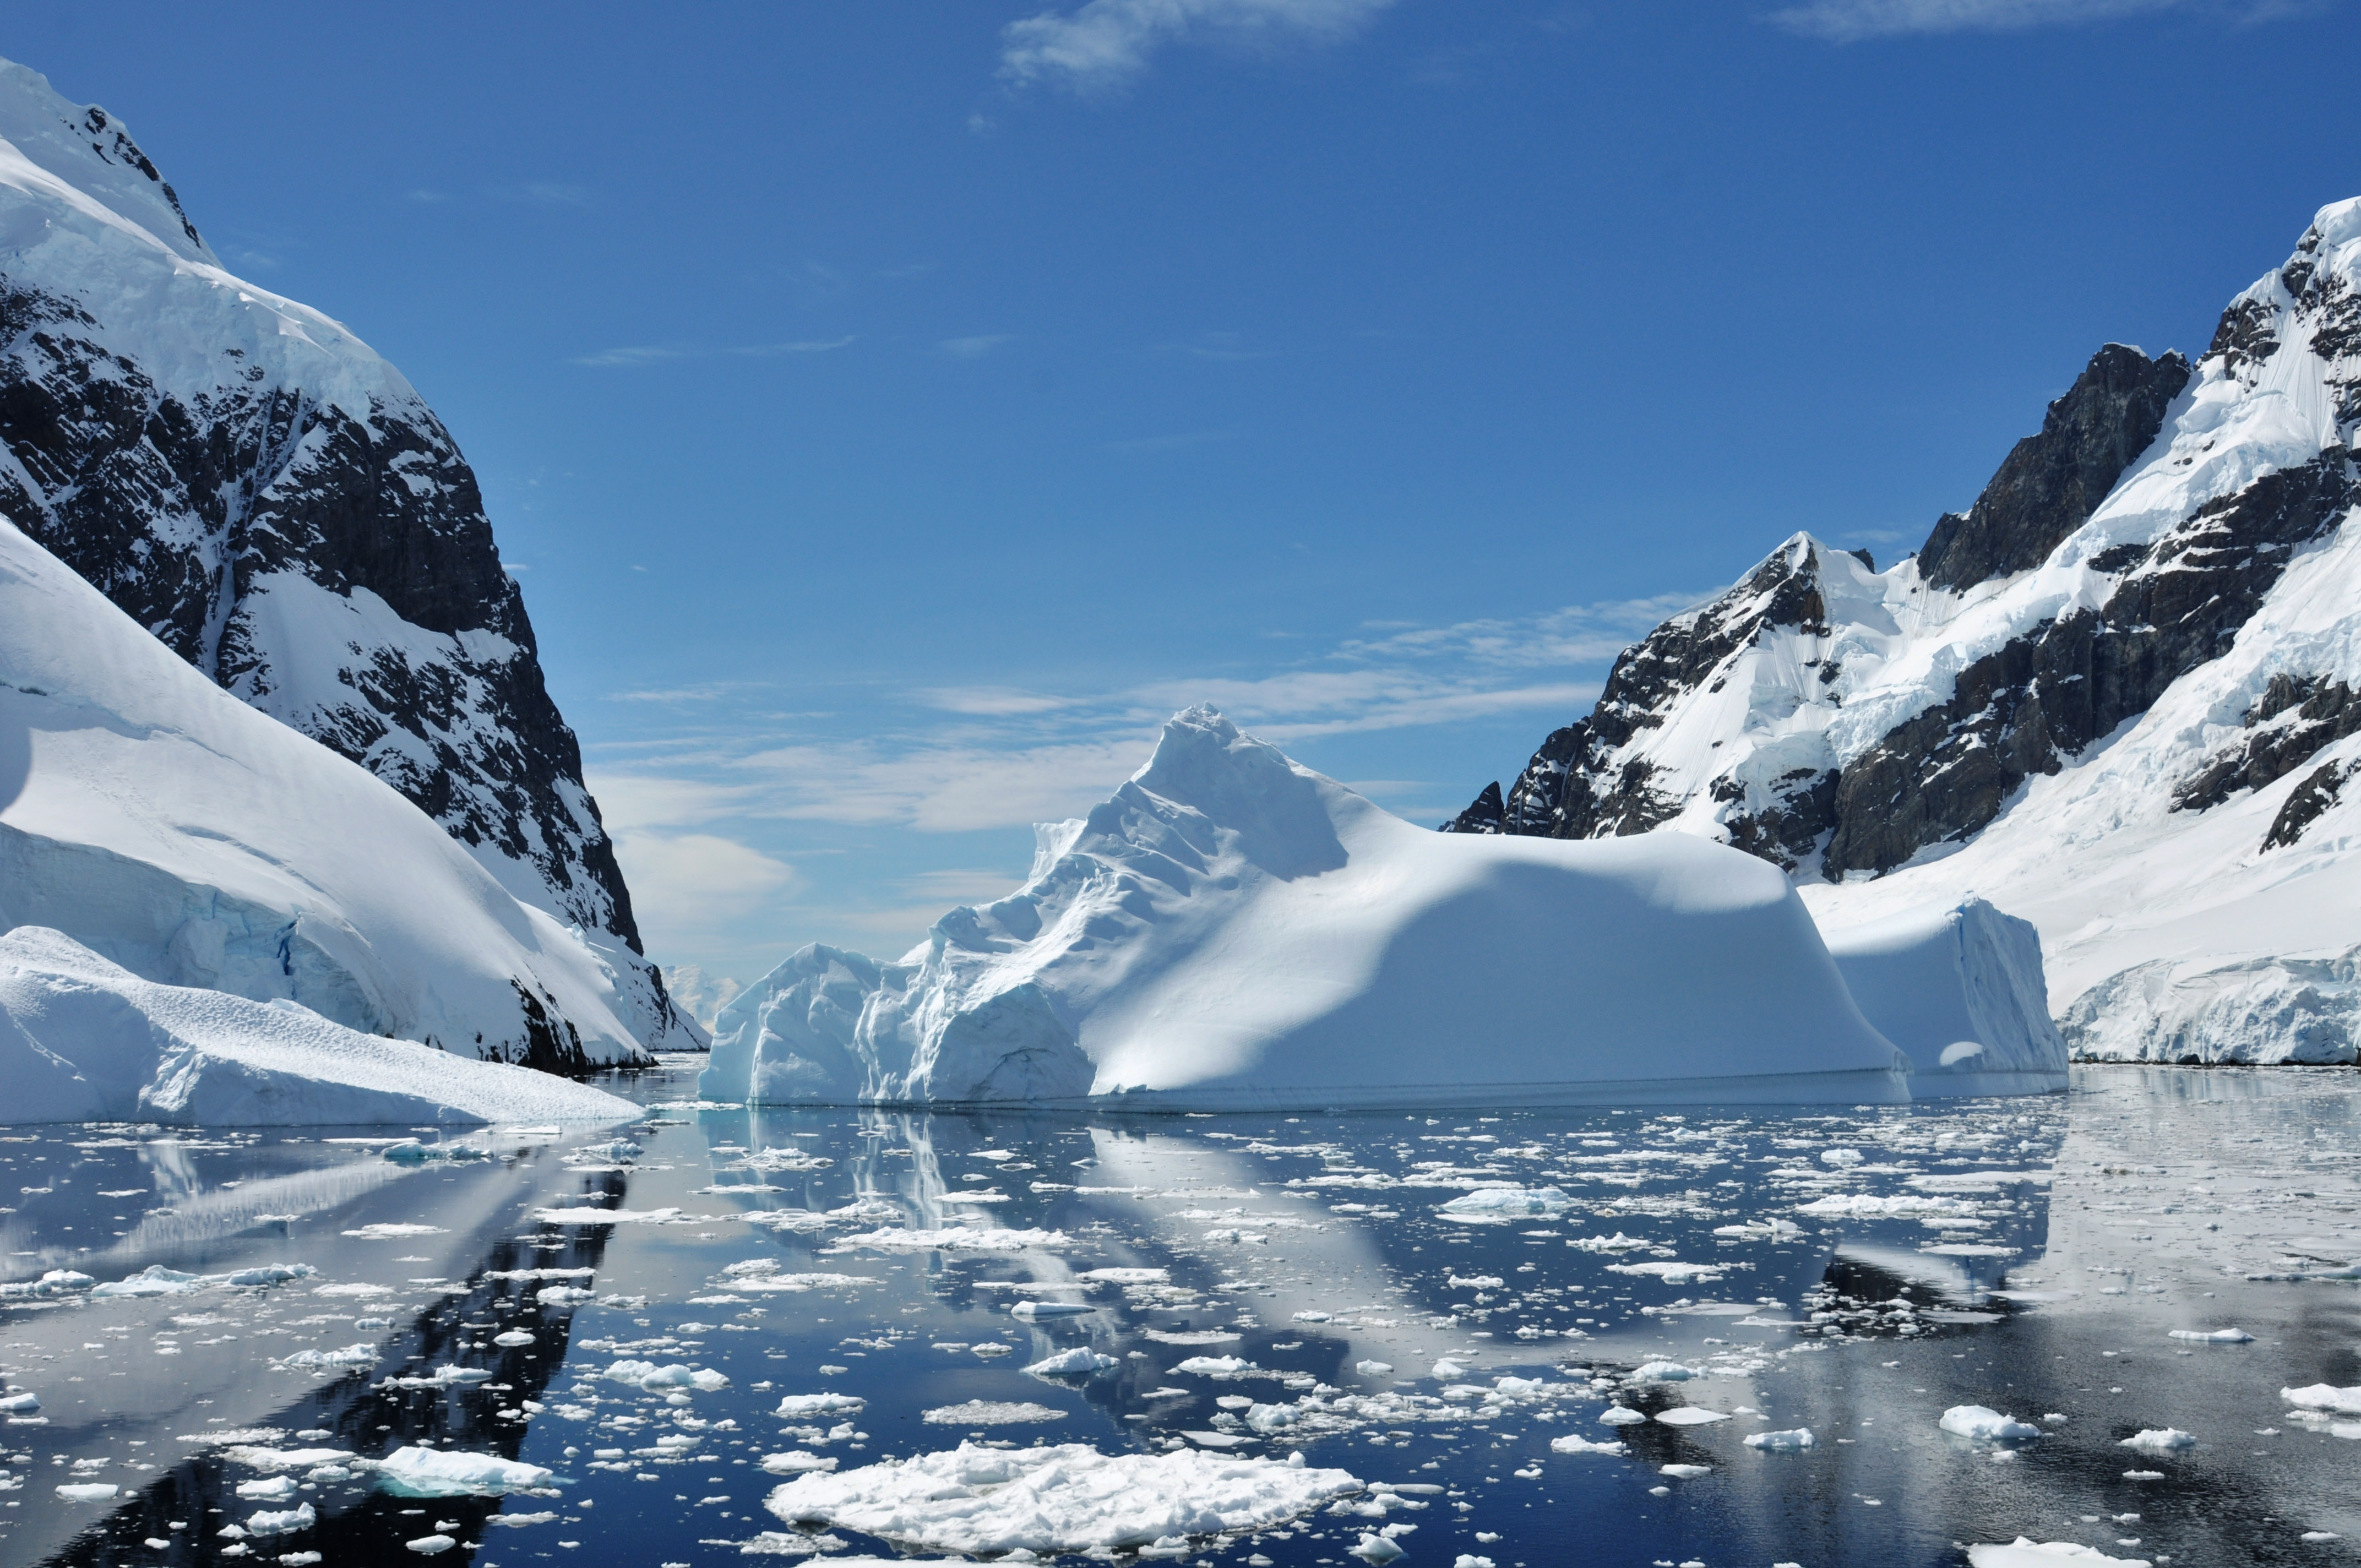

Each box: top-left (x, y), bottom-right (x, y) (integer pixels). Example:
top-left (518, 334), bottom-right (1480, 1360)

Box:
top-left (0, 927), bottom-right (638, 1125)
top-left (1819, 900), bottom-right (2069, 1095)
top-left (703, 709), bottom-right (1910, 1108)
top-left (0, 518), bottom-right (654, 1071)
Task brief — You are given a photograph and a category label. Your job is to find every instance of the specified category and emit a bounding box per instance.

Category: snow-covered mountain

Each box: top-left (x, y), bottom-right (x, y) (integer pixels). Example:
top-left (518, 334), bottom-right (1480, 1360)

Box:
top-left (1, 516), bottom-right (657, 1070)
top-left (0, 59), bottom-right (699, 1050)
top-left (1449, 197), bottom-right (2361, 1064)
top-left (702, 707), bottom-right (1939, 1109)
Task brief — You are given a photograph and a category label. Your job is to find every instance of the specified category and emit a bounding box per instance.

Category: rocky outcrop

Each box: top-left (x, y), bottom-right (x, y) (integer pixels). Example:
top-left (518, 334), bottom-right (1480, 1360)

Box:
top-left (1914, 344), bottom-right (2191, 592)
top-left (0, 58), bottom-right (698, 1051)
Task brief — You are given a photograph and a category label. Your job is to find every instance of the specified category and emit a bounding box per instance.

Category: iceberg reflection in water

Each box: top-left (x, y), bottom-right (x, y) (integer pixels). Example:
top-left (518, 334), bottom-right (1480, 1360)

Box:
top-left (6, 1063), bottom-right (2361, 1565)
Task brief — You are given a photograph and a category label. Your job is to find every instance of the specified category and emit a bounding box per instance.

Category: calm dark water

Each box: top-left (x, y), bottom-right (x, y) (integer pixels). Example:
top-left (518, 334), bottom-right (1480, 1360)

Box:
top-left (4, 1064), bottom-right (2360, 1567)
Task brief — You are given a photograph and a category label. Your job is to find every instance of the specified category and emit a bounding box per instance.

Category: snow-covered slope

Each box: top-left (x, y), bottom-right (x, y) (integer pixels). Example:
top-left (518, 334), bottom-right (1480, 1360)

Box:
top-left (703, 708), bottom-right (1911, 1109)
top-left (0, 58), bottom-right (697, 1051)
top-left (1450, 198), bottom-right (2361, 1063)
top-left (0, 927), bottom-right (638, 1126)
top-left (1, 516), bottom-right (654, 1069)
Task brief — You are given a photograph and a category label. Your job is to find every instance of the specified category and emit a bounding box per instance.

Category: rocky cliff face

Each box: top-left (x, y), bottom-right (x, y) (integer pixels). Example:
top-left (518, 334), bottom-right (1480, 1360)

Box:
top-left (0, 59), bottom-right (699, 1052)
top-left (1450, 198), bottom-right (2361, 1063)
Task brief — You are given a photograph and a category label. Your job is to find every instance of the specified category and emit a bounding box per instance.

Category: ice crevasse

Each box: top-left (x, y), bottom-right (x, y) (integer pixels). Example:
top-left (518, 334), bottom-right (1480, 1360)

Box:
top-left (704, 708), bottom-right (2062, 1108)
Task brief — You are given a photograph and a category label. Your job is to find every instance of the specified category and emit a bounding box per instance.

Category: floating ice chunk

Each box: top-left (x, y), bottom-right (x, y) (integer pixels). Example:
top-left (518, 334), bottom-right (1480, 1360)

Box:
top-left (384, 1141), bottom-right (493, 1164)
top-left (0, 1392), bottom-right (39, 1414)
top-left (1438, 1188), bottom-right (1573, 1219)
top-left (245, 1503), bottom-right (316, 1536)
top-left (572, 1140), bottom-right (642, 1163)
top-left (237, 1476), bottom-right (300, 1500)
top-left (2282, 1385), bottom-right (2361, 1413)
top-left (537, 1286), bottom-right (596, 1307)
top-left (1567, 1232), bottom-right (1655, 1253)
top-left (837, 1227), bottom-right (1068, 1251)
top-left (2166, 1329), bottom-right (2251, 1343)
top-left (1350, 1533), bottom-right (1406, 1562)
top-left (761, 1452), bottom-right (840, 1474)
top-left (776, 1393), bottom-right (867, 1418)
top-left (1600, 1407), bottom-right (1647, 1425)
top-left (1011, 1302), bottom-right (1095, 1321)
top-left (2121, 1470), bottom-right (2165, 1481)
top-left (1655, 1408), bottom-right (1729, 1427)
top-left (0, 1270), bottom-right (93, 1299)
top-left (2118, 1429), bottom-right (2196, 1453)
top-left (1796, 1194), bottom-right (1975, 1217)
top-left (1660, 1462), bottom-right (1713, 1476)
top-left (279, 1344), bottom-right (376, 1372)
top-left (406, 1536), bottom-right (456, 1555)
top-left (55, 1483), bottom-right (119, 1501)
top-left (376, 1446), bottom-right (553, 1497)
top-left (218, 1446), bottom-right (353, 1472)
top-left (1081, 1267), bottom-right (1170, 1284)
top-left (1630, 1361), bottom-right (1698, 1382)
top-left (531, 1207), bottom-right (683, 1225)
top-left (1430, 1359), bottom-right (1466, 1379)
top-left (492, 1331), bottom-right (535, 1348)
top-left (1354, 1360), bottom-right (1394, 1378)
top-left (1606, 1261), bottom-right (1724, 1283)
top-left (1745, 1428), bottom-right (1816, 1451)
top-left (1025, 1348), bottom-right (1119, 1379)
top-left (91, 1266), bottom-right (206, 1298)
top-left (1549, 1434), bottom-right (1627, 1455)
top-left (1967, 1542), bottom-right (2152, 1567)
top-left (923, 1401), bottom-right (1065, 1425)
top-left (1820, 1148), bottom-right (1864, 1166)
top-left (1941, 1407), bottom-right (2043, 1441)
top-left (767, 1441), bottom-right (1362, 1554)
top-left (1176, 1357), bottom-right (1260, 1376)
top-left (343, 1223), bottom-right (447, 1239)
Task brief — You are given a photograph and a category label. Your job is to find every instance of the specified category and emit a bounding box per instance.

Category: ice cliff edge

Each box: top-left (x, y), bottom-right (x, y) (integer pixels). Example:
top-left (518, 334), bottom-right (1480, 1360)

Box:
top-left (701, 707), bottom-right (1921, 1109)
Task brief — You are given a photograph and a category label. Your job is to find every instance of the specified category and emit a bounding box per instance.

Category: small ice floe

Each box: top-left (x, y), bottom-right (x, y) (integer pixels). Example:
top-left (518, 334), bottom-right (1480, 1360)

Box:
top-left (761, 1452), bottom-right (840, 1474)
top-left (1435, 1187), bottom-right (1572, 1221)
top-left (1630, 1361), bottom-right (1698, 1382)
top-left (768, 1442), bottom-right (1361, 1556)
top-left (1655, 1408), bottom-right (1729, 1427)
top-left (278, 1344), bottom-right (376, 1373)
top-left (1967, 1540), bottom-right (2152, 1566)
top-left (405, 1534), bottom-right (456, 1555)
top-left (777, 1393), bottom-right (867, 1418)
top-left (1606, 1261), bottom-right (1724, 1283)
top-left (1350, 1531), bottom-right (1407, 1561)
top-left (2167, 1329), bottom-right (2251, 1344)
top-left (1940, 1407), bottom-right (2044, 1441)
top-left (342, 1223), bottom-right (448, 1240)
top-left (537, 1285), bottom-right (596, 1307)
top-left (603, 1360), bottom-right (727, 1393)
top-left (923, 1401), bottom-right (1065, 1425)
top-left (0, 1391), bottom-right (40, 1414)
top-left (1745, 1428), bottom-right (1816, 1451)
top-left (1549, 1434), bottom-right (1627, 1455)
top-left (237, 1476), bottom-right (300, 1501)
top-left (1447, 1275), bottom-right (1505, 1291)
top-left (1293, 1310), bottom-right (1334, 1322)
top-left (1796, 1194), bottom-right (1974, 1217)
top-left (1565, 1233), bottom-right (1654, 1254)
top-left (2282, 1385), bottom-right (2361, 1414)
top-left (383, 1140), bottom-right (492, 1164)
top-left (0, 1270), bottom-right (94, 1299)
top-left (376, 1446), bottom-right (553, 1498)
top-left (1712, 1219), bottom-right (1802, 1241)
top-left (1147, 1330), bottom-right (1243, 1346)
top-left (92, 1263), bottom-right (315, 1298)
top-left (1011, 1301), bottom-right (1095, 1321)
top-left (1354, 1360), bottom-right (1394, 1377)
top-left (1174, 1356), bottom-right (1268, 1378)
top-left (837, 1227), bottom-right (1068, 1251)
top-left (1599, 1407), bottom-right (1647, 1426)
top-left (1660, 1463), bottom-right (1713, 1477)
top-left (244, 1503), bottom-right (317, 1536)
top-left (530, 1206), bottom-right (684, 1225)
top-left (569, 1139), bottom-right (642, 1163)
top-left (1820, 1148), bottom-right (1864, 1166)
top-left (1080, 1267), bottom-right (1169, 1284)
top-left (2121, 1469), bottom-right (2166, 1482)
top-left (2118, 1430), bottom-right (2196, 1453)
top-left (1430, 1359), bottom-right (1466, 1379)
top-left (492, 1330), bottom-right (535, 1347)
top-left (1025, 1348), bottom-right (1119, 1379)
top-left (55, 1482), bottom-right (118, 1501)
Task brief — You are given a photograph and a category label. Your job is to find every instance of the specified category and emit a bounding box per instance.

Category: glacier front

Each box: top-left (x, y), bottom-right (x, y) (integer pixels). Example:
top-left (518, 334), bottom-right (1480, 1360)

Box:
top-left (703, 708), bottom-right (1911, 1109)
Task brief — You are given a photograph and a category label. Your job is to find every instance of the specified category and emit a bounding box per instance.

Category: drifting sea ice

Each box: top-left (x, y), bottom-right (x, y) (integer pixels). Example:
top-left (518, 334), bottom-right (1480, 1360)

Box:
top-left (764, 1441), bottom-right (1363, 1554)
top-left (1941, 1406), bottom-right (2046, 1441)
top-left (1968, 1544), bottom-right (2152, 1567)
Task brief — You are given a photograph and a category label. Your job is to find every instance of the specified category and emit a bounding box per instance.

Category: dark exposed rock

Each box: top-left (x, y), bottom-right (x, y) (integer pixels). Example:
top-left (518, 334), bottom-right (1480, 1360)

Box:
top-left (2264, 759), bottom-right (2357, 851)
top-left (1914, 344), bottom-right (2191, 594)
top-left (0, 279), bottom-right (649, 962)
top-left (2172, 676), bottom-right (2361, 813)
top-left (1824, 450), bottom-right (2359, 874)
top-left (1441, 779), bottom-right (1504, 834)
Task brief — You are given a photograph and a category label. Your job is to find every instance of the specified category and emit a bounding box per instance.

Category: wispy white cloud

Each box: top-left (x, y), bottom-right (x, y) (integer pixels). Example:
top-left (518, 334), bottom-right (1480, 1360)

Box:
top-left (940, 333), bottom-right (1017, 357)
top-left (1767, 0), bottom-right (2295, 41)
top-left (608, 829), bottom-right (797, 940)
top-left (572, 337), bottom-right (854, 369)
top-left (1000, 0), bottom-right (1396, 92)
top-left (915, 687), bottom-right (1078, 716)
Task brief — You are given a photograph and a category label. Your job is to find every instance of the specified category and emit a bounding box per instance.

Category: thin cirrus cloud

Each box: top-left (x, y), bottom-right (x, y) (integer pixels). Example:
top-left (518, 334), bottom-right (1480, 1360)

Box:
top-left (940, 333), bottom-right (1018, 357)
top-left (1767, 0), bottom-right (2298, 40)
top-left (571, 336), bottom-right (855, 368)
top-left (999, 0), bottom-right (1397, 92)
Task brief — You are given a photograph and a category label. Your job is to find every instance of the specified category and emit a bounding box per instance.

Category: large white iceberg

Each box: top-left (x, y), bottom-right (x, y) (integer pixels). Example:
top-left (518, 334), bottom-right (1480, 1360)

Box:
top-left (704, 708), bottom-right (1910, 1108)
top-left (1819, 899), bottom-right (2069, 1095)
top-left (0, 927), bottom-right (638, 1125)
top-left (0, 518), bottom-right (653, 1069)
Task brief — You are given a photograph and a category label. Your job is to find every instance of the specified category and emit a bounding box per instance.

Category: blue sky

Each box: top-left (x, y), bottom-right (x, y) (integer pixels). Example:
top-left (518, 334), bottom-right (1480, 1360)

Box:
top-left (11, 1), bottom-right (2357, 984)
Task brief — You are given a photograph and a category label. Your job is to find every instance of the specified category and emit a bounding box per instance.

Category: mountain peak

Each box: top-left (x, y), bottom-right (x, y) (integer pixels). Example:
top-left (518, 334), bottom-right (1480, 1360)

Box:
top-left (0, 59), bottom-right (213, 264)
